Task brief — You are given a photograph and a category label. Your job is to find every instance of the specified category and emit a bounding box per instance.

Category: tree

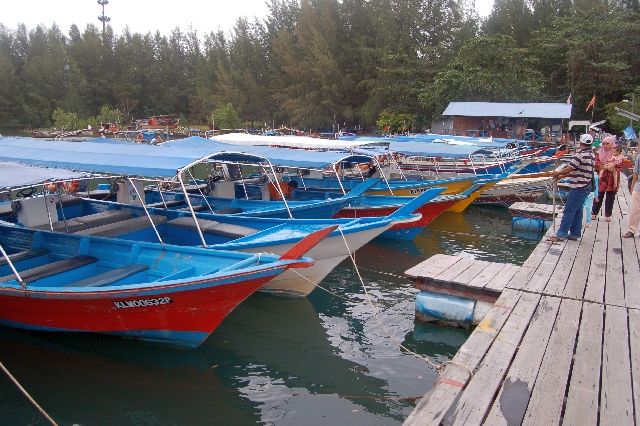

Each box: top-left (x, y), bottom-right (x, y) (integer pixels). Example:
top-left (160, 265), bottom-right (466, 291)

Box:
top-left (421, 34), bottom-right (544, 118)
top-left (212, 103), bottom-right (242, 129)
top-left (376, 109), bottom-right (417, 133)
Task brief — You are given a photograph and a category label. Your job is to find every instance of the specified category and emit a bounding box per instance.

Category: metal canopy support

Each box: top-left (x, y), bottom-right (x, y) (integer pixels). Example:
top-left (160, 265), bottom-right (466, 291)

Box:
top-left (0, 243), bottom-right (25, 288)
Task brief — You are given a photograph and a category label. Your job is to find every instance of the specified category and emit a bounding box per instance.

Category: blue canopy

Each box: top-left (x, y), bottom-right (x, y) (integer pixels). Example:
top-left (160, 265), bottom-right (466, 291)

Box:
top-left (385, 141), bottom-right (484, 158)
top-left (0, 136), bottom-right (373, 177)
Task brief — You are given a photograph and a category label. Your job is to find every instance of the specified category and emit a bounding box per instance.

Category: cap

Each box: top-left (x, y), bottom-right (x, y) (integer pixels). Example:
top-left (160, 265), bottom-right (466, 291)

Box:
top-left (580, 134), bottom-right (593, 145)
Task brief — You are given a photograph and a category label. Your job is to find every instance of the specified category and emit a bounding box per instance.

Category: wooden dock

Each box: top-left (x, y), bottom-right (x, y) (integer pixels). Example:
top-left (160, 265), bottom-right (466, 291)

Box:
top-left (405, 184), bottom-right (638, 425)
top-left (406, 254), bottom-right (519, 303)
top-left (509, 201), bottom-right (563, 220)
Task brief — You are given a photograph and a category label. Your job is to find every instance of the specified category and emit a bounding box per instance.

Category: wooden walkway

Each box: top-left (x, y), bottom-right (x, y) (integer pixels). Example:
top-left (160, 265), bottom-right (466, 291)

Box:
top-left (406, 183), bottom-right (639, 425)
top-left (406, 255), bottom-right (519, 303)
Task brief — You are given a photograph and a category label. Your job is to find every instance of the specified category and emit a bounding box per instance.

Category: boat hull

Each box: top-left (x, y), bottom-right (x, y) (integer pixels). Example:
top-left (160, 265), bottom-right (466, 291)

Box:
top-left (241, 226), bottom-right (390, 296)
top-left (0, 273), bottom-right (282, 348)
top-left (474, 177), bottom-right (551, 205)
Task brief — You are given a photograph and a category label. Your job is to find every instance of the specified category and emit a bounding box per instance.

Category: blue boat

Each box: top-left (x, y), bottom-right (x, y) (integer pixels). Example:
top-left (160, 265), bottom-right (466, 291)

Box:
top-left (0, 223), bottom-right (331, 347)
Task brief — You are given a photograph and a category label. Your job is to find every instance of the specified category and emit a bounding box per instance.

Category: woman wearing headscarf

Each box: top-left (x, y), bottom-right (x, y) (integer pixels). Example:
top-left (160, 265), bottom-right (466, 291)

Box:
top-left (591, 135), bottom-right (623, 221)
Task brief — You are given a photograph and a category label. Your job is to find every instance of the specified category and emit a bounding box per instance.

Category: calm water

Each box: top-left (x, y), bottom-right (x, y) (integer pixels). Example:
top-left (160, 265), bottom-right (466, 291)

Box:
top-left (0, 206), bottom-right (538, 425)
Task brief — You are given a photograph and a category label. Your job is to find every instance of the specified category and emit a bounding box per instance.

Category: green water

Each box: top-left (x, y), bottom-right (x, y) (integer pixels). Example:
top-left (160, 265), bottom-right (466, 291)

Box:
top-left (0, 206), bottom-right (538, 425)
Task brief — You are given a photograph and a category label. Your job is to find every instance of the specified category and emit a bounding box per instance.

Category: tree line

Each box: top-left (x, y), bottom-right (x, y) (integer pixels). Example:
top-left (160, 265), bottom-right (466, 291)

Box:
top-left (0, 0), bottom-right (639, 133)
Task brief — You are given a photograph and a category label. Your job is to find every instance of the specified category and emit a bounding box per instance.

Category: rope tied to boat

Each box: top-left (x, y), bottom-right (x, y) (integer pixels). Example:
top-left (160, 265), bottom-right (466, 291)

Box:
top-left (335, 227), bottom-right (451, 373)
top-left (0, 360), bottom-right (58, 425)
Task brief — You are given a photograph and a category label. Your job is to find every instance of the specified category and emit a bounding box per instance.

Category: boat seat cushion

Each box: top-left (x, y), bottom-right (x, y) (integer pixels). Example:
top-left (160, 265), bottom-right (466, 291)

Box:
top-left (34, 210), bottom-right (134, 233)
top-left (177, 204), bottom-right (209, 212)
top-left (0, 255), bottom-right (97, 284)
top-left (75, 215), bottom-right (167, 238)
top-left (146, 200), bottom-right (184, 209)
top-left (67, 264), bottom-right (149, 287)
top-left (0, 248), bottom-right (48, 266)
top-left (167, 217), bottom-right (256, 239)
top-left (213, 207), bottom-right (243, 215)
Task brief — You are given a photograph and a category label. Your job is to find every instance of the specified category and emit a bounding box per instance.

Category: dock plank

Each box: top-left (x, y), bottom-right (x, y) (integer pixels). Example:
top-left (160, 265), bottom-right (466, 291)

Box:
top-left (404, 289), bottom-right (523, 426)
top-left (445, 292), bottom-right (542, 425)
top-left (454, 260), bottom-right (491, 287)
top-left (484, 264), bottom-right (520, 292)
top-left (582, 219), bottom-right (609, 303)
top-left (562, 302), bottom-right (604, 425)
top-left (521, 299), bottom-right (582, 425)
top-left (483, 296), bottom-right (562, 426)
top-left (433, 257), bottom-right (476, 283)
top-left (522, 243), bottom-right (565, 294)
top-left (562, 218), bottom-right (599, 300)
top-left (604, 218), bottom-right (625, 306)
top-left (621, 216), bottom-right (640, 309)
top-left (466, 262), bottom-right (508, 289)
top-left (404, 254), bottom-right (461, 280)
top-left (542, 236), bottom-right (580, 296)
top-left (628, 309), bottom-right (640, 422)
top-left (600, 305), bottom-right (634, 425)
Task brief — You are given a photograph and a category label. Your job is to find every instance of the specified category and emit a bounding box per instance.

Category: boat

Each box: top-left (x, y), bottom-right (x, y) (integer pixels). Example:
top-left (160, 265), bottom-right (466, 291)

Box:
top-left (0, 223), bottom-right (332, 347)
top-left (6, 186), bottom-right (435, 295)
top-left (475, 174), bottom-right (553, 205)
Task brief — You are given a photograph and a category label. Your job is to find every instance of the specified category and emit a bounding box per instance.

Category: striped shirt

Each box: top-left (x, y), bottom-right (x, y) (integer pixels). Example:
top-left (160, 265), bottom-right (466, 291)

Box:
top-left (565, 149), bottom-right (595, 189)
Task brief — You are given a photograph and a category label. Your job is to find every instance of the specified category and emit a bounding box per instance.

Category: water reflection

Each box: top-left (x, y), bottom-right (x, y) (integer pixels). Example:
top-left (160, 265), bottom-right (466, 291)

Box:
top-left (0, 205), bottom-right (540, 425)
top-left (0, 328), bottom-right (255, 425)
top-left (207, 294), bottom-right (411, 424)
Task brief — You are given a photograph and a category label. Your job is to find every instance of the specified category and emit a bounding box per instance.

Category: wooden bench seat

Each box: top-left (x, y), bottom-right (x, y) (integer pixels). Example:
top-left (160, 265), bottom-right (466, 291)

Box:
top-left (67, 264), bottom-right (149, 287)
top-left (75, 215), bottom-right (168, 238)
top-left (0, 248), bottom-right (48, 266)
top-left (0, 255), bottom-right (97, 284)
top-left (167, 217), bottom-right (256, 239)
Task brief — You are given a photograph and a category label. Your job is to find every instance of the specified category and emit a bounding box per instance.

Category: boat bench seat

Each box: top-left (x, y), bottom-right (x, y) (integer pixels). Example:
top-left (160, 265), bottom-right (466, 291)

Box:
top-left (167, 217), bottom-right (257, 239)
top-left (59, 197), bottom-right (83, 207)
top-left (67, 264), bottom-right (149, 287)
top-left (75, 215), bottom-right (168, 238)
top-left (177, 204), bottom-right (209, 212)
top-left (0, 255), bottom-right (97, 284)
top-left (147, 200), bottom-right (184, 209)
top-left (34, 210), bottom-right (134, 234)
top-left (214, 207), bottom-right (244, 214)
top-left (0, 248), bottom-right (49, 266)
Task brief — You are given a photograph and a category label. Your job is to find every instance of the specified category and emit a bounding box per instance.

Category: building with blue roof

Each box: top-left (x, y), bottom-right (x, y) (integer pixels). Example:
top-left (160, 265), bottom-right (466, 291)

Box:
top-left (433, 102), bottom-right (572, 140)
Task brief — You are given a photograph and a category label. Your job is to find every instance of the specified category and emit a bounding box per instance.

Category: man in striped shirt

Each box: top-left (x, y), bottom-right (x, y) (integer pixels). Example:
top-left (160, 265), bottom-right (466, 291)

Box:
top-left (548, 134), bottom-right (596, 242)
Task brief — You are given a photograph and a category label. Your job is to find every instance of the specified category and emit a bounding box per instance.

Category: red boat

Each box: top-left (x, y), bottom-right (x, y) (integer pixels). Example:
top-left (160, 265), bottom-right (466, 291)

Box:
top-left (0, 225), bottom-right (333, 347)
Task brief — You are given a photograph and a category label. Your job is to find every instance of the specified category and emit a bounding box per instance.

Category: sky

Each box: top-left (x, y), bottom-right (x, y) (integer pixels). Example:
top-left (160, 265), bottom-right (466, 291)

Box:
top-left (2, 0), bottom-right (495, 36)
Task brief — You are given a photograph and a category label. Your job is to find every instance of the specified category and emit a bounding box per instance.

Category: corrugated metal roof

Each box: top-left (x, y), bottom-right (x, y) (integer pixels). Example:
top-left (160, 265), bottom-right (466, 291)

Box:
top-left (443, 102), bottom-right (572, 119)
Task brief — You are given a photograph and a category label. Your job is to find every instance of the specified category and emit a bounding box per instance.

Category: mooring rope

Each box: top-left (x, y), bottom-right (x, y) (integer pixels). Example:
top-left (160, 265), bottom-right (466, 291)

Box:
top-left (0, 360), bottom-right (58, 425)
top-left (334, 228), bottom-right (469, 376)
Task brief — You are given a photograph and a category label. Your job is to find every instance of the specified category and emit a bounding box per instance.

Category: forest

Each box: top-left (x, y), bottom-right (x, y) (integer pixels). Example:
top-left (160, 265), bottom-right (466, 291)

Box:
top-left (0, 0), bottom-right (639, 133)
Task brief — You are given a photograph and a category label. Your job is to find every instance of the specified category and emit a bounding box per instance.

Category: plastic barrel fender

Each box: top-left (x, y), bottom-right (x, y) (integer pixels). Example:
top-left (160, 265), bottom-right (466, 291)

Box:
top-left (415, 291), bottom-right (475, 327)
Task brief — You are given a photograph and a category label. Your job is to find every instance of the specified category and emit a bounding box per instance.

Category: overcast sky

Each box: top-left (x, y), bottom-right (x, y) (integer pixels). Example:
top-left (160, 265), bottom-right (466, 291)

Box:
top-left (2, 0), bottom-right (495, 36)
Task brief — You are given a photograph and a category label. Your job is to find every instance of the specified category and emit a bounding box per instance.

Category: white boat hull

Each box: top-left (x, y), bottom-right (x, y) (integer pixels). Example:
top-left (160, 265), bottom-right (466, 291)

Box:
top-left (475, 177), bottom-right (552, 205)
top-left (243, 225), bottom-right (391, 296)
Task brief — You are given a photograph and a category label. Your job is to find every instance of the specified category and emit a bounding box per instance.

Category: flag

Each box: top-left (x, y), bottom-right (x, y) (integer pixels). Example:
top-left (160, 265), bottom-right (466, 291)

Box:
top-left (585, 94), bottom-right (596, 112)
top-left (624, 125), bottom-right (637, 141)
top-left (566, 93), bottom-right (572, 104)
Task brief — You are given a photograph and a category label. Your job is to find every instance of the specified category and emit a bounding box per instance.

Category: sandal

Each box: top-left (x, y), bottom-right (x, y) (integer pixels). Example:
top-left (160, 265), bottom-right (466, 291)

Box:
top-left (546, 236), bottom-right (566, 243)
top-left (591, 215), bottom-right (597, 220)
top-left (567, 236), bottom-right (580, 241)
top-left (605, 217), bottom-right (611, 222)
top-left (623, 231), bottom-right (635, 238)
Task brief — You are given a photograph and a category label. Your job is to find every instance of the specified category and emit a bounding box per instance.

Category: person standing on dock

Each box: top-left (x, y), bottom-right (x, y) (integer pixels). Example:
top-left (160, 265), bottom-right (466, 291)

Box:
top-left (624, 150), bottom-right (640, 238)
top-left (591, 135), bottom-right (624, 222)
top-left (547, 134), bottom-right (595, 242)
